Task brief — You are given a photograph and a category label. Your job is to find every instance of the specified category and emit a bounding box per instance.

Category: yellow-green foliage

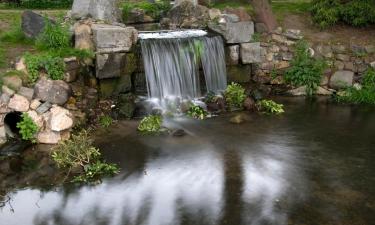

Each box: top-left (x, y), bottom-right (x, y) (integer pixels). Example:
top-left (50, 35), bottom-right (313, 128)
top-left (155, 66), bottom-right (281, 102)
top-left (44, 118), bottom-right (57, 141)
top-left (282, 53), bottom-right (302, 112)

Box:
top-left (224, 82), bottom-right (246, 110)
top-left (17, 113), bottom-right (39, 142)
top-left (256, 100), bottom-right (285, 115)
top-left (138, 115), bottom-right (162, 133)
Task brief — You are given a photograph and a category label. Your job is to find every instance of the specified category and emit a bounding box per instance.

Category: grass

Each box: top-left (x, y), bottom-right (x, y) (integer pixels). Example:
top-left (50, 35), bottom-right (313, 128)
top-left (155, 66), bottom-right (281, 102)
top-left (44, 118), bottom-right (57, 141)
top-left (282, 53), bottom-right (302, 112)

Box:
top-left (271, 0), bottom-right (311, 22)
top-left (211, 1), bottom-right (254, 16)
top-left (0, 43), bottom-right (5, 68)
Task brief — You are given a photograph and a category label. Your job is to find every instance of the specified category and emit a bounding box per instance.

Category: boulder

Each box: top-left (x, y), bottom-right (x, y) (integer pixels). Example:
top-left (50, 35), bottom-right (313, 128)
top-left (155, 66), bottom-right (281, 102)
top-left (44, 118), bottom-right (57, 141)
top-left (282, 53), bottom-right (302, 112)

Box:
top-left (37, 130), bottom-right (69, 144)
top-left (36, 102), bottom-right (52, 114)
top-left (2, 75), bottom-right (22, 91)
top-left (226, 45), bottom-right (240, 65)
top-left (336, 54), bottom-right (350, 62)
top-left (92, 24), bottom-right (138, 53)
top-left (209, 21), bottom-right (254, 44)
top-left (49, 106), bottom-right (74, 132)
top-left (0, 93), bottom-right (11, 105)
top-left (71, 0), bottom-right (121, 23)
top-left (30, 99), bottom-right (42, 110)
top-left (17, 87), bottom-right (34, 101)
top-left (117, 93), bottom-right (136, 119)
top-left (2, 85), bottom-right (15, 97)
top-left (330, 70), bottom-right (354, 90)
top-left (168, 1), bottom-right (209, 28)
top-left (64, 57), bottom-right (81, 82)
top-left (26, 110), bottom-right (44, 129)
top-left (74, 23), bottom-right (94, 51)
top-left (96, 53), bottom-right (126, 79)
top-left (208, 8), bottom-right (221, 20)
top-left (243, 97), bottom-right (256, 111)
top-left (8, 94), bottom-right (30, 112)
top-left (288, 86), bottom-right (333, 96)
top-left (34, 78), bottom-right (72, 105)
top-left (223, 7), bottom-right (251, 22)
top-left (240, 42), bottom-right (263, 64)
top-left (21, 10), bottom-right (54, 38)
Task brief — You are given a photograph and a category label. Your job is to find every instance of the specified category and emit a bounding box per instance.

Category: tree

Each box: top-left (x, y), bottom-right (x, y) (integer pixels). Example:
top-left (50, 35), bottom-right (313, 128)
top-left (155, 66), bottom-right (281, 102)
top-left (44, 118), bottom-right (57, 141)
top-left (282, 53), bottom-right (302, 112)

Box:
top-left (251, 0), bottom-right (277, 32)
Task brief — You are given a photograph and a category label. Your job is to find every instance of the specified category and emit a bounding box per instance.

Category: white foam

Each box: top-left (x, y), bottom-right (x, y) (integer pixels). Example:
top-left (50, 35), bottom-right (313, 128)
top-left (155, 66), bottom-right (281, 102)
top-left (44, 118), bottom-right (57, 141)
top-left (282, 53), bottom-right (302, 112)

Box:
top-left (139, 30), bottom-right (207, 39)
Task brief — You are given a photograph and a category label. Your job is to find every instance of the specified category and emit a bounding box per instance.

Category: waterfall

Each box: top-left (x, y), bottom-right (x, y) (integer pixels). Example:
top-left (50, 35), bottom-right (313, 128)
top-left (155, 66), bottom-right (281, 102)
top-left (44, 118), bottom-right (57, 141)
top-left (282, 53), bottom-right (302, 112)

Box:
top-left (139, 30), bottom-right (227, 109)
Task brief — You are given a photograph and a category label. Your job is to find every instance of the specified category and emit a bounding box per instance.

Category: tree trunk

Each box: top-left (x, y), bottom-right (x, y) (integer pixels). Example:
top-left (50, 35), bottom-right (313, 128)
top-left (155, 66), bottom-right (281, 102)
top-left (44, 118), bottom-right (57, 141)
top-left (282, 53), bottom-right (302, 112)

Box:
top-left (251, 0), bottom-right (277, 32)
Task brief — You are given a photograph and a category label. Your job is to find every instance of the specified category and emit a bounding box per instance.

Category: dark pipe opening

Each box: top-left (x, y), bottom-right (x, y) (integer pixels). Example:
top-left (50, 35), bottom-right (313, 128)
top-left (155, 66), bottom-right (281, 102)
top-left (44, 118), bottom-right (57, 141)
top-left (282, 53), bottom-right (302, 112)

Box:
top-left (4, 111), bottom-right (22, 137)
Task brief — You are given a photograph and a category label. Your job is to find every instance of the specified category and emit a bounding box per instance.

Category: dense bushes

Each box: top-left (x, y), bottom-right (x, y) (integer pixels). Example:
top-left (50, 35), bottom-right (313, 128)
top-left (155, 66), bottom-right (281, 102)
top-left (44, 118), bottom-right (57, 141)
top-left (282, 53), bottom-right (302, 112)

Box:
top-left (285, 40), bottom-right (326, 96)
top-left (311, 0), bottom-right (375, 28)
top-left (17, 113), bottom-right (38, 142)
top-left (3, 0), bottom-right (72, 9)
top-left (224, 82), bottom-right (246, 110)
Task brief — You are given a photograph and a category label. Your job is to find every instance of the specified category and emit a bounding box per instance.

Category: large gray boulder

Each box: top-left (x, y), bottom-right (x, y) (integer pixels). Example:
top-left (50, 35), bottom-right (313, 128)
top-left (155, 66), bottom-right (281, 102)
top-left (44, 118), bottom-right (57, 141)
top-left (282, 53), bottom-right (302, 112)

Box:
top-left (71, 0), bottom-right (122, 23)
top-left (34, 78), bottom-right (72, 105)
top-left (240, 42), bottom-right (263, 64)
top-left (168, 0), bottom-right (209, 28)
top-left (92, 24), bottom-right (138, 53)
top-left (21, 11), bottom-right (54, 38)
top-left (96, 53), bottom-right (126, 79)
top-left (330, 70), bottom-right (354, 90)
top-left (208, 21), bottom-right (254, 44)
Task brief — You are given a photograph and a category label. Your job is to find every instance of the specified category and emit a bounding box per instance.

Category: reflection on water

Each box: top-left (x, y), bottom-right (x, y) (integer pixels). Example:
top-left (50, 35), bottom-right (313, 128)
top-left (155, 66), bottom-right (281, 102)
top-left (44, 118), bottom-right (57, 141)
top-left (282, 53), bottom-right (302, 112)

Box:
top-left (1, 98), bottom-right (375, 225)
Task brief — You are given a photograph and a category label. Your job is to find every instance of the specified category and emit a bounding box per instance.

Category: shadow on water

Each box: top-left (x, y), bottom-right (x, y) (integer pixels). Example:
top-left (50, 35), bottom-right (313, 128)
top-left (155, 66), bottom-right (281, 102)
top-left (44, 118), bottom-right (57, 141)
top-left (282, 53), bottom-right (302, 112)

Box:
top-left (1, 98), bottom-right (375, 225)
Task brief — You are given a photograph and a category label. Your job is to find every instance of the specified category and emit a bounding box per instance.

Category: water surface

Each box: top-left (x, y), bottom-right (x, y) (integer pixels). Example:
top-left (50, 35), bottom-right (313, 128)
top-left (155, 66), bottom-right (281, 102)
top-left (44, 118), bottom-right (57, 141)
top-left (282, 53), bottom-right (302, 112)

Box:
top-left (1, 98), bottom-right (375, 225)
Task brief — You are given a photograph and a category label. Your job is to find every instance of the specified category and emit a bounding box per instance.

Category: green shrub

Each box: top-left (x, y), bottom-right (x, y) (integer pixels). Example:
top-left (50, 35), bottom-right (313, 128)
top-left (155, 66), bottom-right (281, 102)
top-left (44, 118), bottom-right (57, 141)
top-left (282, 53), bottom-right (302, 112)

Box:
top-left (138, 115), bottom-right (162, 133)
top-left (310, 0), bottom-right (375, 28)
top-left (99, 115), bottom-right (113, 128)
top-left (187, 105), bottom-right (208, 120)
top-left (24, 52), bottom-right (65, 83)
top-left (256, 100), bottom-right (285, 115)
top-left (285, 40), bottom-right (327, 96)
top-left (52, 130), bottom-right (119, 183)
top-left (336, 69), bottom-right (375, 105)
top-left (224, 82), bottom-right (246, 110)
top-left (16, 113), bottom-right (38, 142)
top-left (72, 161), bottom-right (119, 183)
top-left (122, 0), bottom-right (171, 21)
top-left (35, 19), bottom-right (70, 50)
top-left (52, 130), bottom-right (100, 169)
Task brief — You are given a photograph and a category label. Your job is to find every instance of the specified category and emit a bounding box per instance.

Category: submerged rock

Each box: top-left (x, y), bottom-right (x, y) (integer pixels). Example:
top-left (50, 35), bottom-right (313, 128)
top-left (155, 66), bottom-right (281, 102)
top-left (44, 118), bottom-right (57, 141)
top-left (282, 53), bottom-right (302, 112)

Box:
top-left (229, 113), bottom-right (249, 124)
top-left (171, 129), bottom-right (187, 137)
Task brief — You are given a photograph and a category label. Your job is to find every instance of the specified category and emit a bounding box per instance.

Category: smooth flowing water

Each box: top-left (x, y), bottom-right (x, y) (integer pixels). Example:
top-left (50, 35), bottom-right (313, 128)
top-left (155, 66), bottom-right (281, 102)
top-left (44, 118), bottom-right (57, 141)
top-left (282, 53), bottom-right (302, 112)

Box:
top-left (139, 31), bottom-right (227, 105)
top-left (1, 98), bottom-right (375, 225)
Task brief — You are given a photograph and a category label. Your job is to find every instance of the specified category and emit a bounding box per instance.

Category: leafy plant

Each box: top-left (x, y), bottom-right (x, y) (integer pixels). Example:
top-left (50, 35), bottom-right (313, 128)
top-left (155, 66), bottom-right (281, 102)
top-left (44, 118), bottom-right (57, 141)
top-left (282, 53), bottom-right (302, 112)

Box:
top-left (256, 100), bottom-right (285, 115)
top-left (52, 130), bottom-right (100, 169)
top-left (35, 19), bottom-right (70, 50)
top-left (52, 130), bottom-right (119, 183)
top-left (72, 161), bottom-right (119, 183)
top-left (224, 82), bottom-right (246, 110)
top-left (16, 113), bottom-right (38, 142)
top-left (187, 105), bottom-right (208, 120)
top-left (24, 52), bottom-right (65, 82)
top-left (99, 115), bottom-right (113, 128)
top-left (336, 68), bottom-right (375, 105)
top-left (285, 40), bottom-right (327, 96)
top-left (138, 115), bottom-right (162, 133)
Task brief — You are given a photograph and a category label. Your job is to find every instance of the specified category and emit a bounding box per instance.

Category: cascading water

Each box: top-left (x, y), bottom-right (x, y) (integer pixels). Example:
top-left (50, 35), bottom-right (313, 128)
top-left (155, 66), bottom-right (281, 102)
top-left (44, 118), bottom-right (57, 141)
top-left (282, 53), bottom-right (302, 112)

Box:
top-left (139, 30), bottom-right (227, 112)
